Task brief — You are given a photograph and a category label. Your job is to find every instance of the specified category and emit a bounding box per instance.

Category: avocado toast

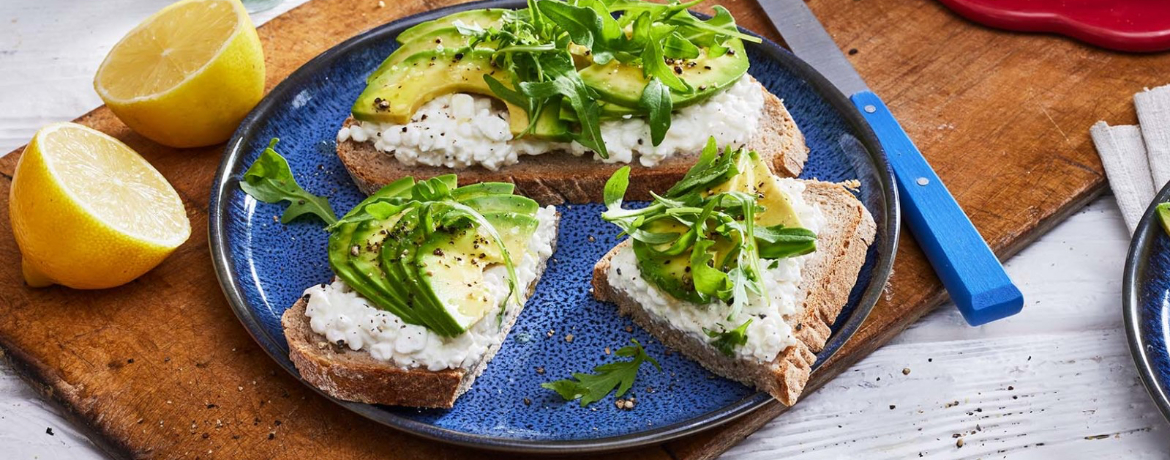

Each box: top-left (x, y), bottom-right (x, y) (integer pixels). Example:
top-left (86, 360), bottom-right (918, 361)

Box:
top-left (591, 141), bottom-right (876, 406)
top-left (282, 175), bottom-right (559, 408)
top-left (335, 1), bottom-right (809, 205)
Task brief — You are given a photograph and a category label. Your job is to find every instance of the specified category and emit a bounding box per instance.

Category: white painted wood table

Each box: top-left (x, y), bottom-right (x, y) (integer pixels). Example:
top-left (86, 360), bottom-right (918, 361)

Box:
top-left (1, 0), bottom-right (1167, 458)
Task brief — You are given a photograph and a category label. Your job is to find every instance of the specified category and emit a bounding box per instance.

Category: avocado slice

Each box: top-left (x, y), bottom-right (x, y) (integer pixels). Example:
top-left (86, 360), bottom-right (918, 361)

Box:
top-left (481, 212), bottom-right (539, 258)
top-left (347, 206), bottom-right (414, 314)
top-left (368, 27), bottom-right (496, 84)
top-left (354, 49), bottom-right (524, 126)
top-left (413, 212), bottom-right (538, 332)
top-left (705, 150), bottom-right (802, 228)
top-left (460, 194), bottom-right (539, 217)
top-left (396, 9), bottom-right (505, 45)
top-left (451, 182), bottom-right (515, 201)
top-left (380, 210), bottom-right (464, 336)
top-left (578, 38), bottom-right (749, 109)
top-left (353, 49), bottom-right (571, 141)
top-left (328, 203), bottom-right (422, 324)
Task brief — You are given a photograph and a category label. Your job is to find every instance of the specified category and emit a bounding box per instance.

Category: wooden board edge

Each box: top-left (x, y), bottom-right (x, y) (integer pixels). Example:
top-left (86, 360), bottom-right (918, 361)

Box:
top-left (0, 341), bottom-right (134, 460)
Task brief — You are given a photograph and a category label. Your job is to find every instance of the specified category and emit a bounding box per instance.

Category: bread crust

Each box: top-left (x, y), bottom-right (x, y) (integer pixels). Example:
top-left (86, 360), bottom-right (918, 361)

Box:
top-left (282, 215), bottom-right (559, 408)
top-left (336, 80), bottom-right (808, 205)
top-left (591, 182), bottom-right (875, 406)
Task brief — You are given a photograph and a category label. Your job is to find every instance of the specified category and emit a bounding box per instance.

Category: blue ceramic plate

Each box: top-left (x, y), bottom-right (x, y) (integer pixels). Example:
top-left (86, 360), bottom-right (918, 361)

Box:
top-left (209, 0), bottom-right (898, 453)
top-left (1125, 182), bottom-right (1170, 423)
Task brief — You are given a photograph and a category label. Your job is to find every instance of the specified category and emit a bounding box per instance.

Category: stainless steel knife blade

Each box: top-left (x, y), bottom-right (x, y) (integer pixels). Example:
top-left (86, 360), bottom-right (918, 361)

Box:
top-left (759, 0), bottom-right (869, 96)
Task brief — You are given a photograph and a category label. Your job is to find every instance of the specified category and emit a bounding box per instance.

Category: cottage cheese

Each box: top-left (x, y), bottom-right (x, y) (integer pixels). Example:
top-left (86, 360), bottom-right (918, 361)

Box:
top-left (301, 205), bottom-right (558, 371)
top-left (606, 179), bottom-right (825, 364)
top-left (337, 74), bottom-right (765, 170)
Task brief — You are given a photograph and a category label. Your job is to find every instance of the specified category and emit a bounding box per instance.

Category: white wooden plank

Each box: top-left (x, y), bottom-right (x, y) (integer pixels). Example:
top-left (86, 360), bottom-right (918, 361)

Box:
top-left (727, 198), bottom-right (1170, 459)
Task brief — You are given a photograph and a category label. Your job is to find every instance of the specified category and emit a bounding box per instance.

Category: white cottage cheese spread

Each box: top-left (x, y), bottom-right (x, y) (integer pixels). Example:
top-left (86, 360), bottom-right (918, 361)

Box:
top-left (606, 179), bottom-right (825, 364)
top-left (337, 74), bottom-right (765, 170)
top-left (301, 205), bottom-right (558, 371)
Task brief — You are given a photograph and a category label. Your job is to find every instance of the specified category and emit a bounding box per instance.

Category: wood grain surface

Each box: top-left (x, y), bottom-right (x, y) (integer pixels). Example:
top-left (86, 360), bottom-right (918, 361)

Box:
top-left (0, 0), bottom-right (1153, 457)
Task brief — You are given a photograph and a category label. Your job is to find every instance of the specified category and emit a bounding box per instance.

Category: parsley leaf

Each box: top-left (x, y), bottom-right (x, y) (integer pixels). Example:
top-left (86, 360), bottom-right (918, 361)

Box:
top-left (704, 319), bottom-right (752, 357)
top-left (541, 338), bottom-right (661, 407)
top-left (240, 138), bottom-right (338, 226)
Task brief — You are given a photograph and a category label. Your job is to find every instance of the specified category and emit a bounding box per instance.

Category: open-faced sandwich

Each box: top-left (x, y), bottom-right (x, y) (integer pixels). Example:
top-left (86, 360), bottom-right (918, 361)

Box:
top-left (592, 139), bottom-right (876, 405)
top-left (281, 175), bottom-right (559, 408)
top-left (336, 1), bottom-right (809, 204)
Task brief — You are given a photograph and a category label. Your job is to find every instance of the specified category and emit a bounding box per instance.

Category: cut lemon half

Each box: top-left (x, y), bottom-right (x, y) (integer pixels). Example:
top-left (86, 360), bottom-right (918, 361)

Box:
top-left (9, 123), bottom-right (192, 289)
top-left (94, 0), bottom-right (265, 148)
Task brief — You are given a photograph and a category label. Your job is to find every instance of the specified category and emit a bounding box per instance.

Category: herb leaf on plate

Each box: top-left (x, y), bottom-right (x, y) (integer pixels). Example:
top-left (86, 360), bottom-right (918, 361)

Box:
top-left (542, 338), bottom-right (661, 407)
top-left (239, 138), bottom-right (338, 226)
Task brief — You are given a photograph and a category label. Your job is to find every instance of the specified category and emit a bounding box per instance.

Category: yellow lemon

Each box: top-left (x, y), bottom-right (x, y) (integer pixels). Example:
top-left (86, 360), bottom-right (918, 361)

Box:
top-left (9, 123), bottom-right (192, 289)
top-left (94, 0), bottom-right (265, 148)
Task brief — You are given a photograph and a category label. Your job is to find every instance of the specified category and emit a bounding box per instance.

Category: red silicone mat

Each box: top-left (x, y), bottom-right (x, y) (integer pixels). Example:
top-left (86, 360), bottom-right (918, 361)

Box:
top-left (938, 0), bottom-right (1170, 52)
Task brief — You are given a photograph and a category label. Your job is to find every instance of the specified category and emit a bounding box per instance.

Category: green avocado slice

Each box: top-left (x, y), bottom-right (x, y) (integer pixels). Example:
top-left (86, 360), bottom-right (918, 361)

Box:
top-left (578, 38), bottom-right (749, 109)
top-left (451, 182), bottom-right (515, 201)
top-left (369, 27), bottom-right (497, 85)
top-left (413, 212), bottom-right (538, 332)
top-left (396, 9), bottom-right (505, 45)
top-left (459, 195), bottom-right (539, 217)
top-left (381, 210), bottom-right (464, 336)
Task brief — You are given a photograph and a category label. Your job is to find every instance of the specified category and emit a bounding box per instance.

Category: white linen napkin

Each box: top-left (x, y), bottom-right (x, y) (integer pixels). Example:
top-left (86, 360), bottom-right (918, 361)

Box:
top-left (1091, 84), bottom-right (1170, 234)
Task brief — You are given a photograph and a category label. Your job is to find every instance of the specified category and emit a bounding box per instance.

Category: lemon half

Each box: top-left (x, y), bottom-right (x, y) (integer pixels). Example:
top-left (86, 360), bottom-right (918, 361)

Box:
top-left (95, 0), bottom-right (265, 148)
top-left (10, 123), bottom-right (192, 289)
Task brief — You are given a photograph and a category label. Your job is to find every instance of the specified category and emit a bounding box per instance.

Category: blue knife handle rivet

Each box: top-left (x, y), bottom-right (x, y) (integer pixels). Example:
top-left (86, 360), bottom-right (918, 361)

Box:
top-left (864, 104), bottom-right (876, 113)
top-left (916, 177), bottom-right (929, 186)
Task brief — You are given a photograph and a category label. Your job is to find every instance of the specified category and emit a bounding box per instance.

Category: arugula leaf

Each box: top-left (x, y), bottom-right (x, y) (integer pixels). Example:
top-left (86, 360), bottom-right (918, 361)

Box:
top-left (756, 226), bottom-right (817, 259)
top-left (600, 140), bottom-right (820, 322)
top-left (639, 77), bottom-right (673, 146)
top-left (240, 138), bottom-right (338, 226)
top-left (536, 0), bottom-right (603, 48)
top-left (704, 319), bottom-right (752, 357)
top-left (520, 64), bottom-right (608, 157)
top-left (541, 339), bottom-right (661, 407)
top-left (664, 139), bottom-right (738, 197)
top-left (604, 165), bottom-right (632, 209)
top-left (640, 26), bottom-right (693, 93)
top-left (668, 5), bottom-right (761, 47)
top-left (663, 31), bottom-right (700, 59)
top-left (690, 238), bottom-right (729, 301)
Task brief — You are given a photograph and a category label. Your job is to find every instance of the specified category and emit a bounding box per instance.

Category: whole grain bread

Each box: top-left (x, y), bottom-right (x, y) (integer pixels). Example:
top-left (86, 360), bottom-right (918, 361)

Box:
top-left (591, 182), bottom-right (875, 406)
top-left (337, 79), bottom-right (808, 205)
top-left (282, 215), bottom-right (559, 408)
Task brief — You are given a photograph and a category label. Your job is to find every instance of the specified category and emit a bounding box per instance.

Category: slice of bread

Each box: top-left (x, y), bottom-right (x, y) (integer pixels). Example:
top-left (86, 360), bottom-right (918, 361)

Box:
top-left (337, 79), bottom-right (808, 205)
top-left (282, 214), bottom-right (559, 408)
top-left (591, 182), bottom-right (875, 406)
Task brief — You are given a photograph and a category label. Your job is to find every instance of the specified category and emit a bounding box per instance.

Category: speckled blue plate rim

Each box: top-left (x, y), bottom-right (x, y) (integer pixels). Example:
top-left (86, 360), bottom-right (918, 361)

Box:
top-left (1124, 181), bottom-right (1170, 423)
top-left (208, 0), bottom-right (899, 453)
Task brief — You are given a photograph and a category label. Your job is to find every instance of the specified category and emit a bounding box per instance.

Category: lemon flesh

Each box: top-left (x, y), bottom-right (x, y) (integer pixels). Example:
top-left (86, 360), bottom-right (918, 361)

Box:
top-left (95, 0), bottom-right (265, 148)
top-left (9, 123), bottom-right (192, 289)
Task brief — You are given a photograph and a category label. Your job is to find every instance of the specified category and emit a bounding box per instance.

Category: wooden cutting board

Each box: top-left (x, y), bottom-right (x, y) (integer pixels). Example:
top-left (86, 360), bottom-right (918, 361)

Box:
top-left (0, 0), bottom-right (1149, 457)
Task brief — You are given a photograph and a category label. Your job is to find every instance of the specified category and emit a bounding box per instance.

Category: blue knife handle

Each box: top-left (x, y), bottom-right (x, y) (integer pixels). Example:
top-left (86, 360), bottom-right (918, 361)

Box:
top-left (850, 91), bottom-right (1023, 326)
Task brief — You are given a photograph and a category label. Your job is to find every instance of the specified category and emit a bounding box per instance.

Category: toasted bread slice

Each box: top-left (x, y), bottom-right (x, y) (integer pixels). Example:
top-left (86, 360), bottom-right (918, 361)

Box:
top-left (337, 81), bottom-right (808, 205)
top-left (282, 214), bottom-right (559, 408)
top-left (592, 182), bottom-right (875, 406)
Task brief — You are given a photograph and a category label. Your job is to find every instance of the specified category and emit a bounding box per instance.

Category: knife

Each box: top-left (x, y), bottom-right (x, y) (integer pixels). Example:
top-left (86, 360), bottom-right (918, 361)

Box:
top-left (759, 0), bottom-right (1024, 326)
